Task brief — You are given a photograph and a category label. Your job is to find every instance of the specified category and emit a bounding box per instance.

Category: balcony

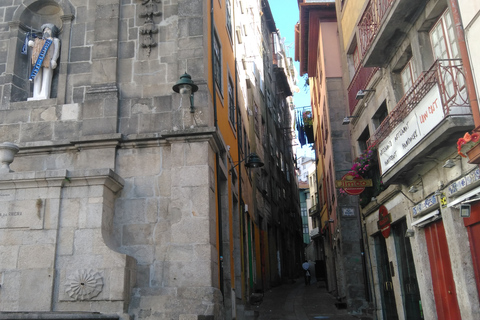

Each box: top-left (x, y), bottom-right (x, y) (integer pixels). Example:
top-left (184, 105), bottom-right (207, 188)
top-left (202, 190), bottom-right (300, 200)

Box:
top-left (309, 204), bottom-right (318, 216)
top-left (309, 227), bottom-right (320, 239)
top-left (367, 59), bottom-right (473, 183)
top-left (347, 66), bottom-right (379, 114)
top-left (358, 0), bottom-right (427, 67)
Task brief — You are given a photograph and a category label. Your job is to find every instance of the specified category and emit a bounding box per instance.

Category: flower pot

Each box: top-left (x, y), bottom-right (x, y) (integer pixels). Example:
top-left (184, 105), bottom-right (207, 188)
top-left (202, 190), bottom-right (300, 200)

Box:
top-left (0, 142), bottom-right (19, 173)
top-left (467, 143), bottom-right (480, 164)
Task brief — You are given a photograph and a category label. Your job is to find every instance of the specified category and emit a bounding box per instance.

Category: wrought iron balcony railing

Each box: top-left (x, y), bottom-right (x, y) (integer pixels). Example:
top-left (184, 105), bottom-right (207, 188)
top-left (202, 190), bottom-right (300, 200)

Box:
top-left (367, 59), bottom-right (469, 148)
top-left (347, 66), bottom-right (379, 114)
top-left (309, 204), bottom-right (318, 216)
top-left (358, 0), bottom-right (395, 58)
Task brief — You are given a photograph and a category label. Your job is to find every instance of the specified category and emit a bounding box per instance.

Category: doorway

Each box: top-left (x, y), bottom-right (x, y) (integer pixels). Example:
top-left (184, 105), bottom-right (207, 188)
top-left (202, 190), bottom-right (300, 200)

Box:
top-left (392, 220), bottom-right (422, 319)
top-left (374, 234), bottom-right (399, 319)
top-left (424, 220), bottom-right (461, 320)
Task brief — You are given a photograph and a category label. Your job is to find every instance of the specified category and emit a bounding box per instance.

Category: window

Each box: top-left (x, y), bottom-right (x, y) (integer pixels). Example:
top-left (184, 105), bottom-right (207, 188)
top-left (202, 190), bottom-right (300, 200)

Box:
top-left (353, 45), bottom-right (360, 70)
top-left (254, 103), bottom-right (260, 135)
top-left (228, 76), bottom-right (235, 126)
top-left (430, 9), bottom-right (463, 99)
top-left (303, 225), bottom-right (309, 234)
top-left (239, 123), bottom-right (243, 152)
top-left (430, 9), bottom-right (459, 60)
top-left (213, 31), bottom-right (222, 91)
top-left (226, 0), bottom-right (232, 39)
top-left (372, 101), bottom-right (388, 130)
top-left (266, 90), bottom-right (272, 109)
top-left (401, 58), bottom-right (416, 94)
top-left (358, 127), bottom-right (370, 153)
top-left (243, 127), bottom-right (247, 156)
top-left (347, 41), bottom-right (361, 81)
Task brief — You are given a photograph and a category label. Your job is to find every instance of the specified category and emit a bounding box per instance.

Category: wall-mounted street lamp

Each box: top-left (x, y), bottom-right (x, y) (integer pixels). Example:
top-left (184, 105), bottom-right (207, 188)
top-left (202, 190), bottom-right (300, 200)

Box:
top-left (172, 72), bottom-right (198, 113)
top-left (408, 185), bottom-right (419, 193)
top-left (355, 89), bottom-right (376, 100)
top-left (229, 153), bottom-right (264, 174)
top-left (342, 116), bottom-right (359, 125)
top-left (405, 228), bottom-right (415, 238)
top-left (443, 159), bottom-right (456, 168)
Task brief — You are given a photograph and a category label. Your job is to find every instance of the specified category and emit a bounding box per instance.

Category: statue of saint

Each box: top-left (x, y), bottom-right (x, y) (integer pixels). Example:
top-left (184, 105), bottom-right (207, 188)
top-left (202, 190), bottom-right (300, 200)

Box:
top-left (27, 24), bottom-right (60, 101)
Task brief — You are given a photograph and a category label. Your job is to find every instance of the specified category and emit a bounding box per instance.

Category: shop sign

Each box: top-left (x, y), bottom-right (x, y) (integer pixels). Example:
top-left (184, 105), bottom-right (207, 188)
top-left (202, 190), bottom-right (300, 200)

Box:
top-left (412, 194), bottom-right (439, 217)
top-left (377, 205), bottom-right (392, 238)
top-left (335, 173), bottom-right (372, 195)
top-left (378, 85), bottom-right (443, 174)
top-left (447, 167), bottom-right (480, 196)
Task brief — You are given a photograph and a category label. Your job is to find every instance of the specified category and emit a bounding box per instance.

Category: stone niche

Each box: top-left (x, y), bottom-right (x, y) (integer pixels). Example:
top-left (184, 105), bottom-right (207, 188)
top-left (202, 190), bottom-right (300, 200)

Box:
top-left (8, 0), bottom-right (73, 103)
top-left (0, 169), bottom-right (136, 315)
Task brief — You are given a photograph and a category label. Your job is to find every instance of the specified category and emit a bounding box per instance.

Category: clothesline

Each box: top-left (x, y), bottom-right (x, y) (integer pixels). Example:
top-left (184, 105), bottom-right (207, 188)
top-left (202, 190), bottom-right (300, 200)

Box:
top-left (295, 107), bottom-right (314, 146)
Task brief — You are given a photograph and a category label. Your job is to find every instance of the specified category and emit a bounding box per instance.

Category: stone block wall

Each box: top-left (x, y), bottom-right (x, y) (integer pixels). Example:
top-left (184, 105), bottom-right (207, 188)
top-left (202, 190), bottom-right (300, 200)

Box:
top-left (0, 0), bottom-right (224, 319)
top-left (0, 169), bottom-right (135, 314)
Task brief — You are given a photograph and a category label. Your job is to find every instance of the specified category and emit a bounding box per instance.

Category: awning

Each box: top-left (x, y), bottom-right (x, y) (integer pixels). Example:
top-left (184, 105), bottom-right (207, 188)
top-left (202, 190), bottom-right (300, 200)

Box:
top-left (411, 210), bottom-right (441, 228)
top-left (447, 186), bottom-right (480, 208)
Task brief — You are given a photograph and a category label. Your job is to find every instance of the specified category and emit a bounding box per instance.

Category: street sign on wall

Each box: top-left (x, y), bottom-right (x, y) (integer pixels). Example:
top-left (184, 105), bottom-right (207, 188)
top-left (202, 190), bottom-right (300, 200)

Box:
top-left (335, 173), bottom-right (372, 195)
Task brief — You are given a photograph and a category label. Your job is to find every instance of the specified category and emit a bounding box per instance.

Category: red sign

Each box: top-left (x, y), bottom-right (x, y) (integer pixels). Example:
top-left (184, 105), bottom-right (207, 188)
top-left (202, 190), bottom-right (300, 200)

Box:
top-left (377, 205), bottom-right (392, 238)
top-left (336, 173), bottom-right (370, 195)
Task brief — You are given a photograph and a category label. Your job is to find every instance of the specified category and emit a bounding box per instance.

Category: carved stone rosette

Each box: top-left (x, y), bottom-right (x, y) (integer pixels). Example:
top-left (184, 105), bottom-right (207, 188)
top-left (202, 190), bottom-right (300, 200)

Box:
top-left (139, 0), bottom-right (162, 56)
top-left (65, 269), bottom-right (104, 300)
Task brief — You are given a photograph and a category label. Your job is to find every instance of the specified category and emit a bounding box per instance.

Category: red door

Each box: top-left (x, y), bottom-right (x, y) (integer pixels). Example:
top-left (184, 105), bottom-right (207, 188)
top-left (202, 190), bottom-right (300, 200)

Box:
top-left (464, 202), bottom-right (480, 302)
top-left (425, 220), bottom-right (461, 320)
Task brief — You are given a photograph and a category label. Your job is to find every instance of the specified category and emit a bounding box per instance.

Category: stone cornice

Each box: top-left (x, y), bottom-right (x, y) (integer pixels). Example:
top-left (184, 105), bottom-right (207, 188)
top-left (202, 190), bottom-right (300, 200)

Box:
top-left (0, 168), bottom-right (124, 193)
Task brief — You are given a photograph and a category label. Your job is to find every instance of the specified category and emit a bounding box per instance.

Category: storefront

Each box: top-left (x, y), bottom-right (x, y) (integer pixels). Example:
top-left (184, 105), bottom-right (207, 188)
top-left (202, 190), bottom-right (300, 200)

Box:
top-left (363, 168), bottom-right (480, 319)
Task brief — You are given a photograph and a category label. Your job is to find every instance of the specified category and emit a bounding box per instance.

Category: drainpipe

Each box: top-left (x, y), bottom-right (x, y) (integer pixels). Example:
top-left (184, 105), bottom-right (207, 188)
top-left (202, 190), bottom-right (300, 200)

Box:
top-left (449, 0), bottom-right (480, 127)
top-left (210, 0), bottom-right (224, 298)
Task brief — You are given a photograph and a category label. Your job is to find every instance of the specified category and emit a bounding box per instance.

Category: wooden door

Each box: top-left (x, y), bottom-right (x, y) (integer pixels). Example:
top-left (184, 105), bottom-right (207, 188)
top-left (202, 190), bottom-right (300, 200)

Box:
top-left (464, 202), bottom-right (480, 302)
top-left (424, 220), bottom-right (461, 320)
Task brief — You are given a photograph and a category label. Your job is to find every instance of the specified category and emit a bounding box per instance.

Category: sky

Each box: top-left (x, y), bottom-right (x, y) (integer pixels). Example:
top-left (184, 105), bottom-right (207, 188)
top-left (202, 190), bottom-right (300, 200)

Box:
top-left (269, 1), bottom-right (314, 158)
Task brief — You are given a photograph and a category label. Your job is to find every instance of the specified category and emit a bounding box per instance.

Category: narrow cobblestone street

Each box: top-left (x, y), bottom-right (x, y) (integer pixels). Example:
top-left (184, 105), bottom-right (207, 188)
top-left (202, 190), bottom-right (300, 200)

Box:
top-left (251, 279), bottom-right (371, 320)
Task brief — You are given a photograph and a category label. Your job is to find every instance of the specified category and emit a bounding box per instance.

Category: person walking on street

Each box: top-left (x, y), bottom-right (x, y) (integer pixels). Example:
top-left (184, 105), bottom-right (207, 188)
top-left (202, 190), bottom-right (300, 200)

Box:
top-left (302, 260), bottom-right (311, 285)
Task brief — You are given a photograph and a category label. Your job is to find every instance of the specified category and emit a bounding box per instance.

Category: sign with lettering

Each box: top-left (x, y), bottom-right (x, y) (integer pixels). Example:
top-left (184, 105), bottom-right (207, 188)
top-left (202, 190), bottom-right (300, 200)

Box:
top-left (378, 85), bottom-right (443, 174)
top-left (0, 199), bottom-right (42, 229)
top-left (377, 205), bottom-right (391, 238)
top-left (447, 167), bottom-right (480, 196)
top-left (412, 194), bottom-right (439, 217)
top-left (335, 173), bottom-right (371, 195)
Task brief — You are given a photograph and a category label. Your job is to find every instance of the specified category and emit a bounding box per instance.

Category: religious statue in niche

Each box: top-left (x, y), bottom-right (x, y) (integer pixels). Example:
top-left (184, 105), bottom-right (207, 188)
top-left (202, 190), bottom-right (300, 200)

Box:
top-left (27, 23), bottom-right (60, 101)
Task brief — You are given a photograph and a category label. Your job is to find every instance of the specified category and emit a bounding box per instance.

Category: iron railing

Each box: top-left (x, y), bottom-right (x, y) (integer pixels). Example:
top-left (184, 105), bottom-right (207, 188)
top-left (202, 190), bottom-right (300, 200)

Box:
top-left (367, 59), bottom-right (469, 148)
top-left (358, 0), bottom-right (395, 57)
top-left (347, 66), bottom-right (379, 114)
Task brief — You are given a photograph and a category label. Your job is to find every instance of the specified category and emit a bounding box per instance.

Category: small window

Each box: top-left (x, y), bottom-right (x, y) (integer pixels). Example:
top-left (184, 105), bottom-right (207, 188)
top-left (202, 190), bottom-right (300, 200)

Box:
top-left (401, 58), bottom-right (416, 94)
top-left (347, 41), bottom-right (361, 82)
top-left (358, 127), bottom-right (370, 153)
top-left (353, 45), bottom-right (360, 70)
top-left (372, 101), bottom-right (388, 130)
top-left (254, 103), bottom-right (260, 136)
top-left (226, 0), bottom-right (232, 39)
top-left (228, 76), bottom-right (235, 127)
top-left (213, 31), bottom-right (222, 91)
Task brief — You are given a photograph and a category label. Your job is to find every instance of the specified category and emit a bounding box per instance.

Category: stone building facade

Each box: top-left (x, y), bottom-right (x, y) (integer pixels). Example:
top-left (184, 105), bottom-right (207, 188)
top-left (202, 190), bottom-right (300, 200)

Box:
top-left (0, 0), bottom-right (301, 319)
top-left (335, 0), bottom-right (480, 319)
